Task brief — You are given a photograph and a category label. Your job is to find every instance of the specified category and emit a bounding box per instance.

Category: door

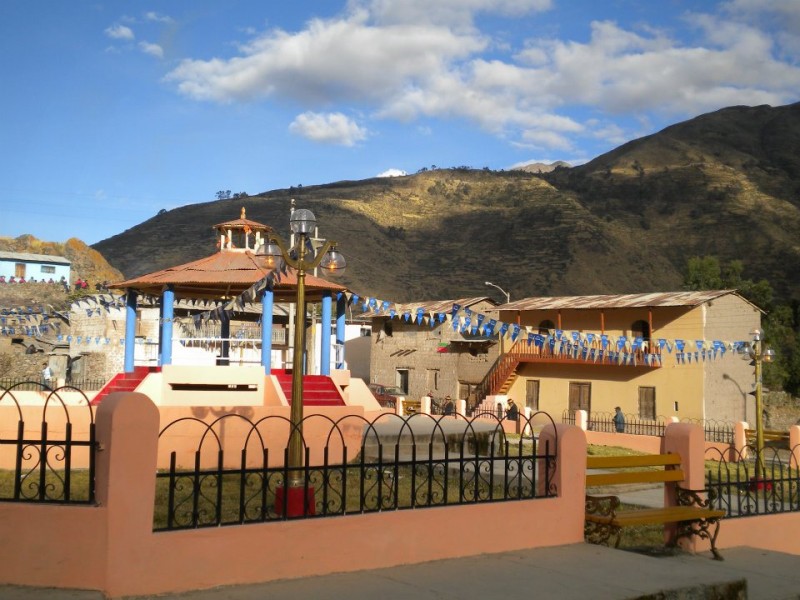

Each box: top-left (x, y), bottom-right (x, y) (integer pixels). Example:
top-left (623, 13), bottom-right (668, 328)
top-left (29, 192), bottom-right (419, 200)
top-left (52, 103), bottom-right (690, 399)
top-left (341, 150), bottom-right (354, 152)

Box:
top-left (15, 263), bottom-right (26, 278)
top-left (396, 369), bottom-right (409, 394)
top-left (568, 382), bottom-right (591, 418)
top-left (526, 379), bottom-right (540, 411)
top-left (638, 386), bottom-right (656, 420)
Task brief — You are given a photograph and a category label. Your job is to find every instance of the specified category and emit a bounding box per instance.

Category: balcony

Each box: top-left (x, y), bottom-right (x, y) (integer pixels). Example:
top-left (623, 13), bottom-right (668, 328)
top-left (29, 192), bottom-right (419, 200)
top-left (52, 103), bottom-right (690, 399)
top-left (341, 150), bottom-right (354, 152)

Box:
top-left (507, 339), bottom-right (662, 368)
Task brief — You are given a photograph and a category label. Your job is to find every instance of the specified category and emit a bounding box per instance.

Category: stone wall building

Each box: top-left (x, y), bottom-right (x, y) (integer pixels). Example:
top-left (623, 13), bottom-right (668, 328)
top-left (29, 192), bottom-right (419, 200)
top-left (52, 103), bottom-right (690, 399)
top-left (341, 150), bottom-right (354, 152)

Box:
top-left (368, 297), bottom-right (499, 407)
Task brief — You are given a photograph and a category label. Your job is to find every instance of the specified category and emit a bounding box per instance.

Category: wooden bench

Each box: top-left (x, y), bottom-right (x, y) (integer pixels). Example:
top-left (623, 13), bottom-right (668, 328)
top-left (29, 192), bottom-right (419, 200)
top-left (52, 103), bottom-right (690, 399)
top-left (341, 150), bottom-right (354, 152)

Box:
top-left (584, 453), bottom-right (725, 560)
top-left (402, 399), bottom-right (421, 414)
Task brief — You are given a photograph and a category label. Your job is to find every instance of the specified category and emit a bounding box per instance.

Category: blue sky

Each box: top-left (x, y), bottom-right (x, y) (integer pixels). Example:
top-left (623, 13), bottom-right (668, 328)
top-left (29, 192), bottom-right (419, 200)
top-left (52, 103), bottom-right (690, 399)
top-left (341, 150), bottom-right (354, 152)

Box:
top-left (1, 0), bottom-right (798, 245)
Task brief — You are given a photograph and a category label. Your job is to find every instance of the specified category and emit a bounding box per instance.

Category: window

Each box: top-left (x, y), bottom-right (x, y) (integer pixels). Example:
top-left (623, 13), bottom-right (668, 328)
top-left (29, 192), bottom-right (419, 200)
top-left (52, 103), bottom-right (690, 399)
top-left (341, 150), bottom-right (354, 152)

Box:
top-left (383, 321), bottom-right (393, 337)
top-left (638, 387), bottom-right (656, 420)
top-left (568, 382), bottom-right (591, 416)
top-left (525, 379), bottom-right (540, 410)
top-left (40, 265), bottom-right (56, 274)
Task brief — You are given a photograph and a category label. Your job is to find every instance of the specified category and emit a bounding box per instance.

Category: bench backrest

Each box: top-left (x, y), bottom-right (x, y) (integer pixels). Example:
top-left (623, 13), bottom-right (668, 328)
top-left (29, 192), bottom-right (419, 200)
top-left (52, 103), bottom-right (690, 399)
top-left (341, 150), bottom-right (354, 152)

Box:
top-left (586, 453), bottom-right (684, 487)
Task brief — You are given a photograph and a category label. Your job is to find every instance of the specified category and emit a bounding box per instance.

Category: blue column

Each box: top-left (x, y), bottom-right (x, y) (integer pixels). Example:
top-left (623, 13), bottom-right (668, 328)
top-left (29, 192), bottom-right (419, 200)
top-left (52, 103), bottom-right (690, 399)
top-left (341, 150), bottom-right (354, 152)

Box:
top-left (124, 290), bottom-right (137, 373)
top-left (261, 287), bottom-right (274, 374)
top-left (159, 285), bottom-right (174, 366)
top-left (336, 292), bottom-right (346, 369)
top-left (321, 292), bottom-right (332, 376)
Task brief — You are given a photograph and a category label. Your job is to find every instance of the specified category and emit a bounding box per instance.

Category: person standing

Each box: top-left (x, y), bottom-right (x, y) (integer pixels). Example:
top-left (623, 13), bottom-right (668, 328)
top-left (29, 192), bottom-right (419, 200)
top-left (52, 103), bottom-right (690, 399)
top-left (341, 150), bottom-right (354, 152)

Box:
top-left (506, 398), bottom-right (519, 421)
top-left (613, 406), bottom-right (625, 433)
top-left (41, 362), bottom-right (53, 388)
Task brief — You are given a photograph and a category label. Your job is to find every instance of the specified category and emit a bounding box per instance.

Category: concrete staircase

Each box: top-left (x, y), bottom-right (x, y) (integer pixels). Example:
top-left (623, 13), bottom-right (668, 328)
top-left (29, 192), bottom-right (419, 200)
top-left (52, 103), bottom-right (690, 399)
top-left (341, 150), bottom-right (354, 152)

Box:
top-left (273, 373), bottom-right (345, 407)
top-left (90, 366), bottom-right (159, 405)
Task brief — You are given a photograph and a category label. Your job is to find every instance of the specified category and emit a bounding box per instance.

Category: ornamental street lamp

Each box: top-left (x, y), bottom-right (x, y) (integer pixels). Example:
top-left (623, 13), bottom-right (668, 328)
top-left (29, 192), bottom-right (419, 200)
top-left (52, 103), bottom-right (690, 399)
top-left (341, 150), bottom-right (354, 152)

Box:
top-left (257, 209), bottom-right (345, 500)
top-left (740, 329), bottom-right (775, 483)
top-left (485, 281), bottom-right (510, 304)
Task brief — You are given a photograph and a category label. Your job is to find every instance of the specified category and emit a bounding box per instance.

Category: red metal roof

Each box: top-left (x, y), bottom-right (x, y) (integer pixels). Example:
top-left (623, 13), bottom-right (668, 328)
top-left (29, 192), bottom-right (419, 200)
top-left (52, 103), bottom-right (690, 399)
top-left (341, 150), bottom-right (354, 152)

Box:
top-left (110, 250), bottom-right (345, 301)
top-left (213, 207), bottom-right (273, 232)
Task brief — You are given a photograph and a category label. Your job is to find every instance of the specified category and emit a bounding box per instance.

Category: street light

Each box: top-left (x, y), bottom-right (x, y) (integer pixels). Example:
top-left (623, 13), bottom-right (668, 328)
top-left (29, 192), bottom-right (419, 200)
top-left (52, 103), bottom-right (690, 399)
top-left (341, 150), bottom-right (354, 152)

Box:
top-left (256, 209), bottom-right (345, 512)
top-left (740, 328), bottom-right (775, 483)
top-left (485, 281), bottom-right (510, 304)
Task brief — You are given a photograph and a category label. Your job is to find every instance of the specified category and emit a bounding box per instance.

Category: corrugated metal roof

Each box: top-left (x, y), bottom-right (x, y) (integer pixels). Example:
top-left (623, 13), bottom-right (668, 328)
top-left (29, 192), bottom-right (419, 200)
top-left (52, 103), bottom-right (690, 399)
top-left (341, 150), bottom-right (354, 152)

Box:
top-left (361, 296), bottom-right (496, 318)
top-left (0, 251), bottom-right (70, 265)
top-left (498, 290), bottom-right (748, 311)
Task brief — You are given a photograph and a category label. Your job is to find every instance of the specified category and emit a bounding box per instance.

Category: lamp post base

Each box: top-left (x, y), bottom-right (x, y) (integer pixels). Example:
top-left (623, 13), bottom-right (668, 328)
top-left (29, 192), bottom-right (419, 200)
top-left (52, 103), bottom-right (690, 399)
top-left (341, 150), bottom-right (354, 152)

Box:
top-left (275, 483), bottom-right (316, 517)
top-left (748, 477), bottom-right (773, 492)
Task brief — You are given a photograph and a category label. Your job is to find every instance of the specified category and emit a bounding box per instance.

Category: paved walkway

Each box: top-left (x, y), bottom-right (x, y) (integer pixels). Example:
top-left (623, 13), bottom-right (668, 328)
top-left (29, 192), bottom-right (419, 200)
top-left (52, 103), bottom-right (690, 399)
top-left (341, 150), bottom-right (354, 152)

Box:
top-left (3, 544), bottom-right (800, 599)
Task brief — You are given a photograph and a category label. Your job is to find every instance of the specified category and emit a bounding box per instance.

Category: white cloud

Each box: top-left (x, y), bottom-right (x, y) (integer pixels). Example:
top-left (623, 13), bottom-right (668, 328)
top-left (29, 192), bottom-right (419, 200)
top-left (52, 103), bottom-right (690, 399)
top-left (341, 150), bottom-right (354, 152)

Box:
top-left (145, 11), bottom-right (173, 24)
top-left (166, 14), bottom-right (483, 104)
top-left (376, 168), bottom-right (407, 177)
top-left (104, 24), bottom-right (134, 41)
top-left (164, 2), bottom-right (800, 154)
top-left (139, 41), bottom-right (164, 59)
top-left (289, 112), bottom-right (368, 146)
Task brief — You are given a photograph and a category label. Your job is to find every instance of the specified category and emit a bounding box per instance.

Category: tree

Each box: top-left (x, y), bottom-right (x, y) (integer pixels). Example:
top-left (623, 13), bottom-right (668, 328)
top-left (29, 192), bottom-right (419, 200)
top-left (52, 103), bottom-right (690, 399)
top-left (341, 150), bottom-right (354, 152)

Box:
top-left (215, 190), bottom-right (232, 200)
top-left (684, 256), bottom-right (723, 291)
top-left (683, 255), bottom-right (800, 395)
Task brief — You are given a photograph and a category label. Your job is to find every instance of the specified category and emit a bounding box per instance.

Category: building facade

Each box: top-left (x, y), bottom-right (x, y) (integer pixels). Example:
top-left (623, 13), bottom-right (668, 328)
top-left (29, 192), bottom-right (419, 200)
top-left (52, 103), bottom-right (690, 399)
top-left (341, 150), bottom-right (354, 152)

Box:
top-left (497, 290), bottom-right (760, 423)
top-left (0, 251), bottom-right (70, 283)
top-left (368, 297), bottom-right (500, 405)
top-left (368, 291), bottom-right (760, 423)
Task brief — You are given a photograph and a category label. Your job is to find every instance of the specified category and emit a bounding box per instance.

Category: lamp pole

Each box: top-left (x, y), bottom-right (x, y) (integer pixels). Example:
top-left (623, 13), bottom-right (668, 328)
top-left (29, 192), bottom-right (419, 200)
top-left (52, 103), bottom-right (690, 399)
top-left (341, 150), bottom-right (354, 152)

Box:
top-left (257, 210), bottom-right (345, 488)
top-left (745, 329), bottom-right (774, 483)
top-left (485, 281), bottom-right (510, 304)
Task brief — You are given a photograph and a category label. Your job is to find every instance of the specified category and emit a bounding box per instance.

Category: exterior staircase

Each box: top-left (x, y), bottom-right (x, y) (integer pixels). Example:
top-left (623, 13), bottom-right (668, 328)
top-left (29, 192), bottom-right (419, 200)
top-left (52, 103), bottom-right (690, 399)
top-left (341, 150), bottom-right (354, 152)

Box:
top-left (90, 366), bottom-right (159, 405)
top-left (273, 373), bottom-right (346, 407)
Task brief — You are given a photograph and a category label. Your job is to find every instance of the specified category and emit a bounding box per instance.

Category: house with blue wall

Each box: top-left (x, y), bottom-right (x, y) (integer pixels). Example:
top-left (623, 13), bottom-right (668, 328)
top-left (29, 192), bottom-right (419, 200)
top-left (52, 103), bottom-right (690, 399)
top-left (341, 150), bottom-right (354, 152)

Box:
top-left (0, 251), bottom-right (71, 283)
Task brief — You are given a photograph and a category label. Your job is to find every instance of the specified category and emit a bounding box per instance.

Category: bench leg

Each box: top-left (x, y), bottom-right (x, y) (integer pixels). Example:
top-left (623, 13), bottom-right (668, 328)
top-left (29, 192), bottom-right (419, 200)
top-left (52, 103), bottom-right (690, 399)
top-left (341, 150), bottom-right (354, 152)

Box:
top-left (676, 519), bottom-right (723, 561)
top-left (585, 520), bottom-right (620, 547)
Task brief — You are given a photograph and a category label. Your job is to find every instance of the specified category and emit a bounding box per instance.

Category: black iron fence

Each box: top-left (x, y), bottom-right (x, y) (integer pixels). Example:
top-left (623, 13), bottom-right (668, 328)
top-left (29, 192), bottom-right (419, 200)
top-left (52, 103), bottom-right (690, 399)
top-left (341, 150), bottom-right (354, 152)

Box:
top-left (682, 418), bottom-right (735, 444)
top-left (705, 444), bottom-right (800, 518)
top-left (561, 411), bottom-right (735, 443)
top-left (154, 411), bottom-right (558, 531)
top-left (561, 410), bottom-right (666, 437)
top-left (0, 377), bottom-right (108, 392)
top-left (0, 382), bottom-right (97, 504)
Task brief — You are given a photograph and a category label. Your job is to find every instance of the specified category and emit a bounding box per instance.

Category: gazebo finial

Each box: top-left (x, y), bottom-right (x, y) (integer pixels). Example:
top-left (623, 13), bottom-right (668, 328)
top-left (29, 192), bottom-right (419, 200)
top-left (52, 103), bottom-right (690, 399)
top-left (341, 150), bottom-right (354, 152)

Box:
top-left (240, 207), bottom-right (246, 219)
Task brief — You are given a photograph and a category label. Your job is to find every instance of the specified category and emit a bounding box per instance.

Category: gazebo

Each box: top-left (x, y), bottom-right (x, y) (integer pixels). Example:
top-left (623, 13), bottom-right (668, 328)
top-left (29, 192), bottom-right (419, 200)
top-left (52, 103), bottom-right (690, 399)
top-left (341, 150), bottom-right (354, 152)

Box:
top-left (106, 209), bottom-right (349, 402)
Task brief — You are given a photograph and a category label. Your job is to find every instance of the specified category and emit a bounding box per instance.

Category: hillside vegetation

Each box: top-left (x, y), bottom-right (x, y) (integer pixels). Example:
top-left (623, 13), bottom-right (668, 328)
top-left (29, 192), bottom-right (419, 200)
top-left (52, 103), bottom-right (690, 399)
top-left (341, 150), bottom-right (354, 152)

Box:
top-left (91, 102), bottom-right (800, 305)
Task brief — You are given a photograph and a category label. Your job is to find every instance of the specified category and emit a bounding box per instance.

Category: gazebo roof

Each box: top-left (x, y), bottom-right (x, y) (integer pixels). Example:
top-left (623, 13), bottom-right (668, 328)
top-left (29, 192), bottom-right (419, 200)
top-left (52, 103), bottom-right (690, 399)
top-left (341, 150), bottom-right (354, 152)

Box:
top-left (110, 250), bottom-right (346, 302)
top-left (213, 207), bottom-right (273, 233)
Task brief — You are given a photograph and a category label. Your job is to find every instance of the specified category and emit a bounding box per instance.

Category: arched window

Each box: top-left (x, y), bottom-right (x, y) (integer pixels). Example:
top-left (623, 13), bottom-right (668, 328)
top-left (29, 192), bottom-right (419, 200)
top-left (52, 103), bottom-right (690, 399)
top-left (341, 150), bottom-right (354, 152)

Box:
top-left (538, 319), bottom-right (556, 334)
top-left (631, 319), bottom-right (650, 341)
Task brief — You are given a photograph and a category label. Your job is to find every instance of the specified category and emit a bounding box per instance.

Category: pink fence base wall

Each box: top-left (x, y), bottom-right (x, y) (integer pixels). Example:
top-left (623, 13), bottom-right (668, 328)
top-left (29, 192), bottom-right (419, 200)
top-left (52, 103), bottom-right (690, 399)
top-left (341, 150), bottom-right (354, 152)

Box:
top-left (0, 393), bottom-right (587, 599)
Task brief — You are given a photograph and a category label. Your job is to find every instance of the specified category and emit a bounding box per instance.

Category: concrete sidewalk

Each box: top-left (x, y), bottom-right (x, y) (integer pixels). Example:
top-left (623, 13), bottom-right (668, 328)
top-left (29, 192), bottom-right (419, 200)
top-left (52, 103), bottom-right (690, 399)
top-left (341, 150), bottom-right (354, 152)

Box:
top-left (3, 544), bottom-right (799, 599)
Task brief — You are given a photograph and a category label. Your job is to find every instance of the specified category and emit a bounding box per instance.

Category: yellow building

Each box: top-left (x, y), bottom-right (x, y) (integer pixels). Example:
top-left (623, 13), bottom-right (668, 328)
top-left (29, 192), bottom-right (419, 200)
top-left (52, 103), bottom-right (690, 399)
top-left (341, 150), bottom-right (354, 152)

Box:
top-left (493, 290), bottom-right (761, 424)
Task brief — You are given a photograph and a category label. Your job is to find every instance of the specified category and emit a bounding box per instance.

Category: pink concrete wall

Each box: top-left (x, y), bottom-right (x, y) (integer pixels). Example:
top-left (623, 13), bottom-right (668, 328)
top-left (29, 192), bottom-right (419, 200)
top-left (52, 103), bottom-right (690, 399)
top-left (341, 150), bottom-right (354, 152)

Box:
top-left (585, 430), bottom-right (663, 453)
top-left (714, 513), bottom-right (800, 554)
top-left (0, 394), bottom-right (587, 598)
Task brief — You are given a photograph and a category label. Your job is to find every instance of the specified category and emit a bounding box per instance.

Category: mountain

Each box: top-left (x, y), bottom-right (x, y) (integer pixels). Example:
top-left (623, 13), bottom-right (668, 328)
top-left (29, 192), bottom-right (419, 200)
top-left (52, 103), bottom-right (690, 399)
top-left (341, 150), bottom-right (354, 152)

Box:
top-left (93, 102), bottom-right (800, 304)
top-left (513, 161), bottom-right (571, 173)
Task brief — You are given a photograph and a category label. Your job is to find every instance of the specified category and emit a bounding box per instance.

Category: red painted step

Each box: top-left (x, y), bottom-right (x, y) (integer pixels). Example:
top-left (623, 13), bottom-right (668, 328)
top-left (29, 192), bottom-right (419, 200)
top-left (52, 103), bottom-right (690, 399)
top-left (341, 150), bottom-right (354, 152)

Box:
top-left (91, 366), bottom-right (160, 405)
top-left (274, 373), bottom-right (345, 406)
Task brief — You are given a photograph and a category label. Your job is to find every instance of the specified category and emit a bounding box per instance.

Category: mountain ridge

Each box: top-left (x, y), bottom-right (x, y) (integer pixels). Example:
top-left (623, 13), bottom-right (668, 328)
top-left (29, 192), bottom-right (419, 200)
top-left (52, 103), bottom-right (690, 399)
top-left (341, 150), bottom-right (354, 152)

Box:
top-left (92, 102), bottom-right (800, 304)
